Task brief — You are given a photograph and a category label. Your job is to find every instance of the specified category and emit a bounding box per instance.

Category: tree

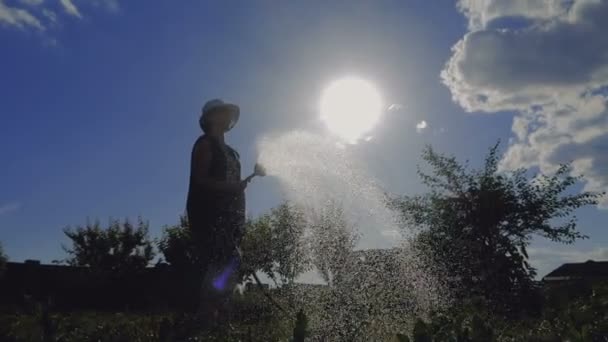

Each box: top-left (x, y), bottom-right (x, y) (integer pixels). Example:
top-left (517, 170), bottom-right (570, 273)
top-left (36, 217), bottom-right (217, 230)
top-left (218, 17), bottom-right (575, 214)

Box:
top-left (158, 203), bottom-right (310, 286)
top-left (158, 215), bottom-right (199, 269)
top-left (267, 202), bottom-right (311, 285)
top-left (309, 203), bottom-right (358, 286)
top-left (0, 242), bottom-right (7, 277)
top-left (242, 202), bottom-right (311, 286)
top-left (61, 217), bottom-right (155, 273)
top-left (239, 214), bottom-right (274, 282)
top-left (397, 143), bottom-right (603, 316)
top-left (158, 214), bottom-right (274, 283)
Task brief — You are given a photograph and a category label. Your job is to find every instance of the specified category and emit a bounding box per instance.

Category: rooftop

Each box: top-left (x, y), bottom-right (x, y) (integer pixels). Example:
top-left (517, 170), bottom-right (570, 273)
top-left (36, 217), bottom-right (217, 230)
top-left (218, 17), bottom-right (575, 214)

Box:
top-left (543, 260), bottom-right (608, 281)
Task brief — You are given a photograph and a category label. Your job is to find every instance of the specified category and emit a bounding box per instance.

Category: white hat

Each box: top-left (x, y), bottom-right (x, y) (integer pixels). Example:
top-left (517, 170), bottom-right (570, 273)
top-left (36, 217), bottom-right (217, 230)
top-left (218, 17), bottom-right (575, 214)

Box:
top-left (200, 99), bottom-right (240, 132)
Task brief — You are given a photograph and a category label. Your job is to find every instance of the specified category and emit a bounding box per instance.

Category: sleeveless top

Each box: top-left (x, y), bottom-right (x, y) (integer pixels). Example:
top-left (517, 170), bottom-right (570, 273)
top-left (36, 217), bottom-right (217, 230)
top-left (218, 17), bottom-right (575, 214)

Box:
top-left (186, 135), bottom-right (245, 232)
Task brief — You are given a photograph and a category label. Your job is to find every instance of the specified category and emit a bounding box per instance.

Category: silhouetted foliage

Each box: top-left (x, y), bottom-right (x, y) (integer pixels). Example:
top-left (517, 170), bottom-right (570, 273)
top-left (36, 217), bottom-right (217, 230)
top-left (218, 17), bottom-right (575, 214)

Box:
top-left (0, 242), bottom-right (7, 277)
top-left (412, 318), bottom-right (431, 342)
top-left (157, 212), bottom-right (273, 284)
top-left (396, 282), bottom-right (608, 341)
top-left (158, 203), bottom-right (309, 287)
top-left (267, 202), bottom-right (310, 285)
top-left (397, 142), bottom-right (604, 317)
top-left (2, 284), bottom-right (606, 341)
top-left (60, 217), bottom-right (155, 273)
top-left (158, 215), bottom-right (199, 269)
top-left (293, 309), bottom-right (308, 342)
top-left (240, 202), bottom-right (311, 286)
top-left (395, 333), bottom-right (410, 342)
top-left (239, 214), bottom-right (274, 282)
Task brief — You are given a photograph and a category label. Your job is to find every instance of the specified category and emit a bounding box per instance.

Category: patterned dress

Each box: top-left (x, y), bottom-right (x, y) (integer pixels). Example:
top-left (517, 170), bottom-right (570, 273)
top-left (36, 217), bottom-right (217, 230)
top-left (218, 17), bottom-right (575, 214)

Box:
top-left (186, 135), bottom-right (245, 275)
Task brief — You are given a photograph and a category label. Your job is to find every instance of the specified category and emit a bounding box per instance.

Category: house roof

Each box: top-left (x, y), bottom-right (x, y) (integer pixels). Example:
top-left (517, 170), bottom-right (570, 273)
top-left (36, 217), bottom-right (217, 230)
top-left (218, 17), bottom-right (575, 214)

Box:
top-left (543, 260), bottom-right (608, 281)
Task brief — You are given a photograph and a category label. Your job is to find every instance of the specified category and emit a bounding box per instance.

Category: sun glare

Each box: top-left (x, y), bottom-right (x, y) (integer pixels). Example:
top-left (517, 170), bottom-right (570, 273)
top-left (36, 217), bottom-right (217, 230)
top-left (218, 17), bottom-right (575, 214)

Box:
top-left (320, 77), bottom-right (383, 143)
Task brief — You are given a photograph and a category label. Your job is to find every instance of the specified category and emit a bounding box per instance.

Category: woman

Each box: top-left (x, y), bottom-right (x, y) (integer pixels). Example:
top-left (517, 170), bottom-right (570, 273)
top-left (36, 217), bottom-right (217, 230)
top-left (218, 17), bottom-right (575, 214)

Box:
top-left (186, 98), bottom-right (248, 326)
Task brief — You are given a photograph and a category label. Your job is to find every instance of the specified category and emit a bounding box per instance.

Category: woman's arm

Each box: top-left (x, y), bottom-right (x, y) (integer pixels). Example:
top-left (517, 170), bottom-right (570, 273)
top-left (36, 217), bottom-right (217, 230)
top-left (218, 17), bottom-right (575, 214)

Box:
top-left (193, 139), bottom-right (246, 193)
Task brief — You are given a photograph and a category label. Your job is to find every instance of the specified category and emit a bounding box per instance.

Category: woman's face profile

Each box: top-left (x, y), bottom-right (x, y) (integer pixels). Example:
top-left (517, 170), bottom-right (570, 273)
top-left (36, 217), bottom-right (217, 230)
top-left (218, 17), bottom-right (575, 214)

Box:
top-left (207, 108), bottom-right (232, 131)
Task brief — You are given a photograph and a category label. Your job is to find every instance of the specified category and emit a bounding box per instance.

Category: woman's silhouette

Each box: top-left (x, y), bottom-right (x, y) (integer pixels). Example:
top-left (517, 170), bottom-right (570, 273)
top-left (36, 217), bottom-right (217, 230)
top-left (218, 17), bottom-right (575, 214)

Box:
top-left (186, 99), bottom-right (247, 327)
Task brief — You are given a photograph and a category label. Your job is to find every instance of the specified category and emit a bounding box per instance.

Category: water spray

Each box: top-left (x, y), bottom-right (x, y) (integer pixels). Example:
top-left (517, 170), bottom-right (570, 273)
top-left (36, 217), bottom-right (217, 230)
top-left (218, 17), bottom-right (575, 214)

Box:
top-left (212, 161), bottom-right (291, 314)
top-left (238, 162), bottom-right (291, 314)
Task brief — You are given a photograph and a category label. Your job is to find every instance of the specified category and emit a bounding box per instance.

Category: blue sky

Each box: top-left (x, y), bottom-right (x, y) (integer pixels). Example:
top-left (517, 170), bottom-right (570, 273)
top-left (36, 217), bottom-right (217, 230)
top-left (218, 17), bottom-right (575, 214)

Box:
top-left (1, 0), bottom-right (607, 278)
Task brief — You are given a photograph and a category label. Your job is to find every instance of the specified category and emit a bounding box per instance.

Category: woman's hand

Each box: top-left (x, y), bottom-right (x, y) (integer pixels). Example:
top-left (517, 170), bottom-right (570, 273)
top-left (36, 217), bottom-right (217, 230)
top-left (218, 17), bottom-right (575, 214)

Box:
top-left (238, 179), bottom-right (249, 192)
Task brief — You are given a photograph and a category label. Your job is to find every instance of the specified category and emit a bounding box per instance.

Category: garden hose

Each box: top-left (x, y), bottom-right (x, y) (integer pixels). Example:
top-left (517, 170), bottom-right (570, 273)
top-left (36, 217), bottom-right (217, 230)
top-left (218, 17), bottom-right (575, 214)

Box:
top-left (233, 244), bottom-right (290, 315)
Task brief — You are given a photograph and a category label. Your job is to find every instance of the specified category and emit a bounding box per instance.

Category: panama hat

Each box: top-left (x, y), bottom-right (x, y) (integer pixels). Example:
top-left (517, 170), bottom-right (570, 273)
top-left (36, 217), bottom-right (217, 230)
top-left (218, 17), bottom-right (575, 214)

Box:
top-left (200, 99), bottom-right (240, 132)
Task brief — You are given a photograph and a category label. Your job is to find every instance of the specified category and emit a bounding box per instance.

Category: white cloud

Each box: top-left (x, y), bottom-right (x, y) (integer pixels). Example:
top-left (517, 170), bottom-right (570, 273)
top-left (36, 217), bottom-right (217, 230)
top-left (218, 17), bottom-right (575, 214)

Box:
top-left (0, 0), bottom-right (44, 30)
top-left (1, 0), bottom-right (120, 34)
top-left (42, 9), bottom-right (56, 24)
top-left (60, 0), bottom-right (81, 18)
top-left (19, 0), bottom-right (44, 6)
top-left (388, 103), bottom-right (403, 111)
top-left (91, 0), bottom-right (120, 13)
top-left (416, 120), bottom-right (428, 133)
top-left (457, 0), bottom-right (570, 30)
top-left (443, 0), bottom-right (608, 208)
top-left (0, 202), bottom-right (21, 216)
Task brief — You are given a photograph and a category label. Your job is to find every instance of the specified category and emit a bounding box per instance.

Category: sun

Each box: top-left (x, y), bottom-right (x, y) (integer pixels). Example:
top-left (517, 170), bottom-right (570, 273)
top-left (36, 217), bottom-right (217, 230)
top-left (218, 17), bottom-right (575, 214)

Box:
top-left (320, 77), bottom-right (383, 143)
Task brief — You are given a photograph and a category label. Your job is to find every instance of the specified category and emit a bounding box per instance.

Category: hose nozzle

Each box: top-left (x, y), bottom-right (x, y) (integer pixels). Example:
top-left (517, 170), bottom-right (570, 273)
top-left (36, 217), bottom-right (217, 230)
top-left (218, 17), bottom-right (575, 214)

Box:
top-left (254, 163), bottom-right (267, 177)
top-left (245, 163), bottom-right (267, 183)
